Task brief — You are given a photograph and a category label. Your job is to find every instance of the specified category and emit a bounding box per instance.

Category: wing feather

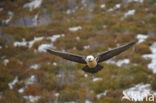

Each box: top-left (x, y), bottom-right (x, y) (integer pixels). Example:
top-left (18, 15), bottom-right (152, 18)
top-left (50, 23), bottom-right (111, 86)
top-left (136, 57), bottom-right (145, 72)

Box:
top-left (46, 49), bottom-right (86, 64)
top-left (97, 40), bottom-right (137, 63)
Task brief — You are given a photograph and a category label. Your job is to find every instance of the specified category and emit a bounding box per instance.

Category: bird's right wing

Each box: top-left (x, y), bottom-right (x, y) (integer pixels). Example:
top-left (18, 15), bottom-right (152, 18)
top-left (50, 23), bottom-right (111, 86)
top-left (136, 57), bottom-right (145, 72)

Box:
top-left (97, 40), bottom-right (137, 63)
top-left (46, 49), bottom-right (86, 64)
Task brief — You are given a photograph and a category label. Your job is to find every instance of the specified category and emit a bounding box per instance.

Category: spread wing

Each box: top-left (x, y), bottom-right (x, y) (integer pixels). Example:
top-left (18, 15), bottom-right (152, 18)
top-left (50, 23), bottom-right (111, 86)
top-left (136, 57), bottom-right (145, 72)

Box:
top-left (97, 40), bottom-right (137, 63)
top-left (46, 49), bottom-right (86, 64)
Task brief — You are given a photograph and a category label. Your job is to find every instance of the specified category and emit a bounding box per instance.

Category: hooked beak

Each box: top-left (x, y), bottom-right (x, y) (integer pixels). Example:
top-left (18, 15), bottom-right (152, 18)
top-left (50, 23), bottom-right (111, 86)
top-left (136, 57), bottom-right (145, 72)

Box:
top-left (88, 58), bottom-right (92, 62)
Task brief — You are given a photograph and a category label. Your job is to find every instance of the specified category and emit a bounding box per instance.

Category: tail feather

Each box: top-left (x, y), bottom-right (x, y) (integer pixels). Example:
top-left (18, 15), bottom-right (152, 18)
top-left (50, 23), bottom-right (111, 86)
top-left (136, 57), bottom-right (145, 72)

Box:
top-left (82, 64), bottom-right (103, 74)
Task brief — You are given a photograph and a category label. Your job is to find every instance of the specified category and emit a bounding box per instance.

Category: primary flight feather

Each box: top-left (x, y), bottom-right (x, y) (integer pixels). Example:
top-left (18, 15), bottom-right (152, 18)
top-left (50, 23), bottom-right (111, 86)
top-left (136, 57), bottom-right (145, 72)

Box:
top-left (46, 40), bottom-right (137, 73)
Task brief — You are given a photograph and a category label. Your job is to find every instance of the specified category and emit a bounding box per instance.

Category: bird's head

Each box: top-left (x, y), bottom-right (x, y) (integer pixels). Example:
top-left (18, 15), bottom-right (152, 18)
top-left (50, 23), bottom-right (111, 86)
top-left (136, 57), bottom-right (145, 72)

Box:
top-left (86, 55), bottom-right (95, 62)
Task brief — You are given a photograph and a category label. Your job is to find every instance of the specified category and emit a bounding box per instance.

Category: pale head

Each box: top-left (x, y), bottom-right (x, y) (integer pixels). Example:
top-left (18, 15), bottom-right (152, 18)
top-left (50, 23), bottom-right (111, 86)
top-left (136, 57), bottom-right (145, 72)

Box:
top-left (86, 55), bottom-right (95, 62)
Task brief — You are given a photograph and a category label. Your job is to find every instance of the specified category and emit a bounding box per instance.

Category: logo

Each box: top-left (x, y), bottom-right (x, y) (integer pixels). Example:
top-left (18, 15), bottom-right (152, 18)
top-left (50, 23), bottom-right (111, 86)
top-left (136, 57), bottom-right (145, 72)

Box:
top-left (122, 91), bottom-right (155, 102)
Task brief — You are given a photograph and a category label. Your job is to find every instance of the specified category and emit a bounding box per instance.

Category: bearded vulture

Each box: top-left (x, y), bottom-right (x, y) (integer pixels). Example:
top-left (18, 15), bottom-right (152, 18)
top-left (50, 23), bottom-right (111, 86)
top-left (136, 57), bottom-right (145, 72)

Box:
top-left (46, 40), bottom-right (137, 73)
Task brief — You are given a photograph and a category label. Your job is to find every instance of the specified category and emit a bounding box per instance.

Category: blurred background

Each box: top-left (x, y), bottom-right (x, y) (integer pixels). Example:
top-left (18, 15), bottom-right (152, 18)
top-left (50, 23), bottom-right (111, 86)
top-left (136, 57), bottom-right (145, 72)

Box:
top-left (0, 0), bottom-right (156, 103)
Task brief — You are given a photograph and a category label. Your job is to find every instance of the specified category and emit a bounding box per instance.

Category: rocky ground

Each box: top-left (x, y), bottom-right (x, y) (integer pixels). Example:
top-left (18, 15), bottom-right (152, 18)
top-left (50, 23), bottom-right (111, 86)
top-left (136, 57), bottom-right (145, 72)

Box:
top-left (0, 0), bottom-right (156, 103)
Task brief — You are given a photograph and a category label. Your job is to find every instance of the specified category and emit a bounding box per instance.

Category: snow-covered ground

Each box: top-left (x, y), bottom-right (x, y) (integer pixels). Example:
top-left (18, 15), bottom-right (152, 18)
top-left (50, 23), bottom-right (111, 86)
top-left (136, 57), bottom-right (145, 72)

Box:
top-left (115, 4), bottom-right (121, 9)
top-left (38, 34), bottom-right (64, 52)
top-left (24, 96), bottom-right (40, 103)
top-left (107, 3), bottom-right (121, 12)
top-left (136, 34), bottom-right (148, 43)
top-left (14, 34), bottom-right (64, 52)
top-left (25, 75), bottom-right (36, 85)
top-left (69, 26), bottom-right (82, 32)
top-left (38, 44), bottom-right (52, 52)
top-left (84, 45), bottom-right (90, 49)
top-left (24, 0), bottom-right (42, 11)
top-left (32, 14), bottom-right (39, 26)
top-left (66, 9), bottom-right (76, 14)
top-left (84, 74), bottom-right (88, 78)
top-left (54, 93), bottom-right (60, 103)
top-left (100, 4), bottom-right (106, 8)
top-left (128, 0), bottom-right (144, 3)
top-left (3, 59), bottom-right (9, 65)
top-left (85, 100), bottom-right (92, 103)
top-left (143, 42), bottom-right (156, 73)
top-left (96, 90), bottom-right (107, 99)
top-left (30, 64), bottom-right (40, 70)
top-left (8, 76), bottom-right (18, 89)
top-left (2, 11), bottom-right (13, 24)
top-left (123, 9), bottom-right (135, 18)
top-left (53, 62), bottom-right (57, 66)
top-left (106, 59), bottom-right (130, 67)
top-left (48, 34), bottom-right (64, 42)
top-left (18, 88), bottom-right (25, 93)
top-left (29, 37), bottom-right (44, 48)
top-left (14, 37), bottom-right (43, 48)
top-left (122, 83), bottom-right (155, 101)
top-left (65, 101), bottom-right (76, 103)
top-left (14, 38), bottom-right (27, 47)
top-left (93, 77), bottom-right (102, 82)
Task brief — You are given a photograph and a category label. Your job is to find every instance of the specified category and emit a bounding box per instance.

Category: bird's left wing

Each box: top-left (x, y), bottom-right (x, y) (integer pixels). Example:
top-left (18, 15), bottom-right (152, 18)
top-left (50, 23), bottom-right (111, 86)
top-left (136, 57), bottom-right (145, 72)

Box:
top-left (97, 40), bottom-right (137, 63)
top-left (46, 49), bottom-right (86, 64)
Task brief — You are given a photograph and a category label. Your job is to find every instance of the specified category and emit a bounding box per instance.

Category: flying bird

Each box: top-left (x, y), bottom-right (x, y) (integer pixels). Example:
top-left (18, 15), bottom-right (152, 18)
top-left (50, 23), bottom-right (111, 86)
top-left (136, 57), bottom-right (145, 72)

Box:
top-left (46, 40), bottom-right (137, 73)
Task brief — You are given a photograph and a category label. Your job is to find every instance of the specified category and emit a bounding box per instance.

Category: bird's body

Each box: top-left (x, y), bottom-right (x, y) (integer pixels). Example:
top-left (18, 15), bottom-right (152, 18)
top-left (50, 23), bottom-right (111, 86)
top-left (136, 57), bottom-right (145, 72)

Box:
top-left (46, 40), bottom-right (137, 73)
top-left (85, 55), bottom-right (97, 68)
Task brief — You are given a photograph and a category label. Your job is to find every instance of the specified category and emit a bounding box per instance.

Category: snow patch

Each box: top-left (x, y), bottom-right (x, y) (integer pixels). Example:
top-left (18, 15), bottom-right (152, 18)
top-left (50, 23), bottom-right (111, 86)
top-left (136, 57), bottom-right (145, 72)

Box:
top-left (69, 26), bottom-right (82, 32)
top-left (65, 101), bottom-right (76, 103)
top-left (48, 34), bottom-right (64, 42)
top-left (97, 90), bottom-right (107, 99)
top-left (25, 75), bottom-right (36, 85)
top-left (14, 38), bottom-right (27, 47)
top-left (114, 4), bottom-right (121, 9)
top-left (106, 59), bottom-right (130, 67)
top-left (24, 0), bottom-right (42, 11)
top-left (53, 62), bottom-right (57, 66)
top-left (84, 74), bottom-right (88, 78)
top-left (128, 0), bottom-right (144, 3)
top-left (143, 42), bottom-right (156, 73)
top-left (100, 4), bottom-right (106, 8)
top-left (84, 45), bottom-right (90, 49)
top-left (93, 78), bottom-right (102, 82)
top-left (55, 93), bottom-right (59, 97)
top-left (14, 34), bottom-right (64, 52)
top-left (2, 11), bottom-right (13, 24)
top-left (0, 46), bottom-right (2, 50)
top-left (32, 14), bottom-right (39, 26)
top-left (123, 9), bottom-right (135, 18)
top-left (3, 59), bottom-right (9, 65)
top-left (136, 34), bottom-right (148, 43)
top-left (29, 37), bottom-right (44, 48)
top-left (30, 64), bottom-right (40, 70)
top-left (14, 37), bottom-right (43, 48)
top-left (18, 88), bottom-right (25, 93)
top-left (24, 96), bottom-right (40, 103)
top-left (8, 76), bottom-right (18, 89)
top-left (122, 84), bottom-right (152, 101)
top-left (38, 44), bottom-right (52, 52)
top-left (107, 3), bottom-right (121, 12)
top-left (38, 34), bottom-right (64, 52)
top-left (85, 100), bottom-right (92, 103)
top-left (66, 9), bottom-right (75, 14)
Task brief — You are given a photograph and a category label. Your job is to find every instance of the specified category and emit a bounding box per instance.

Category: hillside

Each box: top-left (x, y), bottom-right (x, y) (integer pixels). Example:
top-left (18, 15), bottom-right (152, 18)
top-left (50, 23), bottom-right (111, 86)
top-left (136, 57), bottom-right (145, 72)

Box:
top-left (0, 0), bottom-right (156, 103)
